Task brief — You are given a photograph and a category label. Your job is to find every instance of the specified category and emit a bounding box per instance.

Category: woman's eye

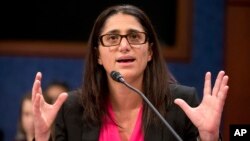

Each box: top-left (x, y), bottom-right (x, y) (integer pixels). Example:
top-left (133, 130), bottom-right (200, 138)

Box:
top-left (108, 35), bottom-right (119, 40)
top-left (130, 34), bottom-right (139, 39)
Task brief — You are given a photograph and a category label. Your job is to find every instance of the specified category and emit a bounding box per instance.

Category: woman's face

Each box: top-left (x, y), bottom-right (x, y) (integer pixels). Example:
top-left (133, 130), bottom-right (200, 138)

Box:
top-left (98, 13), bottom-right (152, 82)
top-left (21, 99), bottom-right (34, 136)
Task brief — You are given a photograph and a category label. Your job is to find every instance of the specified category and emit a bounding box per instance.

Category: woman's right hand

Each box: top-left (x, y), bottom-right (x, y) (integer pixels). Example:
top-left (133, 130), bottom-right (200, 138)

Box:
top-left (32, 72), bottom-right (68, 141)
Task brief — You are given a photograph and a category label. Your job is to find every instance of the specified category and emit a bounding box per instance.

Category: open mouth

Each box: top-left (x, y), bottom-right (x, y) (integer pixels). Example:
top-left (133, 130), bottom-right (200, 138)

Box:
top-left (117, 58), bottom-right (135, 63)
top-left (116, 56), bottom-right (136, 63)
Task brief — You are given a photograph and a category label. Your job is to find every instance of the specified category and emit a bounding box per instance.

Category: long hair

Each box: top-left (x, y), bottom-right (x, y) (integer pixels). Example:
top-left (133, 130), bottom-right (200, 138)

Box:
top-left (15, 92), bottom-right (32, 141)
top-left (81, 4), bottom-right (175, 131)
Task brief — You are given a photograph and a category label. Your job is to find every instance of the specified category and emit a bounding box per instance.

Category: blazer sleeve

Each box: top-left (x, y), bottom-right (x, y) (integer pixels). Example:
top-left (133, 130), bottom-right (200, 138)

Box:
top-left (166, 84), bottom-right (200, 141)
top-left (53, 90), bottom-right (83, 141)
top-left (52, 95), bottom-right (68, 141)
top-left (181, 86), bottom-right (200, 141)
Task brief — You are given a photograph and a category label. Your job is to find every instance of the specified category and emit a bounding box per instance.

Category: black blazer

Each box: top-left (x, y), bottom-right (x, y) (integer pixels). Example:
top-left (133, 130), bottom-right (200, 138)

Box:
top-left (53, 84), bottom-right (200, 141)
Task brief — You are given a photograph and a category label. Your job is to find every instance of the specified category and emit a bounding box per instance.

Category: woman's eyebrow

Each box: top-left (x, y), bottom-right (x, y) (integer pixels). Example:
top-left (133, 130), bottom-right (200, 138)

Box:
top-left (127, 29), bottom-right (143, 33)
top-left (103, 29), bottom-right (144, 35)
top-left (104, 29), bottom-right (120, 34)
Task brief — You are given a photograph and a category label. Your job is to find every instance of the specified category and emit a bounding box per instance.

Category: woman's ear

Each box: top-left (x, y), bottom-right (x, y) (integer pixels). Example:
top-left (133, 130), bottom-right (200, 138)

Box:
top-left (96, 47), bottom-right (103, 65)
top-left (148, 43), bottom-right (153, 61)
top-left (98, 58), bottom-right (103, 65)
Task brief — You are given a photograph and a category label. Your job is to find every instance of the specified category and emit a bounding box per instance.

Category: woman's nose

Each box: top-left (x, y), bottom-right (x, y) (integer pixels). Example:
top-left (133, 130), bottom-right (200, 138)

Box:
top-left (119, 37), bottom-right (131, 51)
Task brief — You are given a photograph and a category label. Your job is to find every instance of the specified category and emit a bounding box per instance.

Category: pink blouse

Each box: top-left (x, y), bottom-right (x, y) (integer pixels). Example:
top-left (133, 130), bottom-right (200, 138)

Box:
top-left (99, 103), bottom-right (144, 141)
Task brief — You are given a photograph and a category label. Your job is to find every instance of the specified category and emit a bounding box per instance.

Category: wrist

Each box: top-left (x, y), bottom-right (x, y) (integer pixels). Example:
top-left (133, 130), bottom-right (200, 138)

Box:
top-left (35, 131), bottom-right (51, 141)
top-left (198, 133), bottom-right (220, 141)
top-left (198, 130), bottom-right (220, 141)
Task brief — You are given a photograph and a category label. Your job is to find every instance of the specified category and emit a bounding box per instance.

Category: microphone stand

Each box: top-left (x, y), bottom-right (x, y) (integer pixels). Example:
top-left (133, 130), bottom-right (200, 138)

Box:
top-left (121, 80), bottom-right (183, 141)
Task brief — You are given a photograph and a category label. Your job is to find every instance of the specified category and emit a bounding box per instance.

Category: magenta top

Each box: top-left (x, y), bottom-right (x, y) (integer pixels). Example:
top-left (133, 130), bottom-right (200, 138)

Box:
top-left (99, 103), bottom-right (144, 141)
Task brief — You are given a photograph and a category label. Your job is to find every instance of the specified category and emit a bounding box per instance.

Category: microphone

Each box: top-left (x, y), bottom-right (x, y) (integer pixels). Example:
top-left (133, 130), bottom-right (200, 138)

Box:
top-left (110, 71), bottom-right (183, 141)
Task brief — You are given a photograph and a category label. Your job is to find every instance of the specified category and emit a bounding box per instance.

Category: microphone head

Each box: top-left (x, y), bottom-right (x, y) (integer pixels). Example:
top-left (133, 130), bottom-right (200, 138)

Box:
top-left (110, 71), bottom-right (124, 83)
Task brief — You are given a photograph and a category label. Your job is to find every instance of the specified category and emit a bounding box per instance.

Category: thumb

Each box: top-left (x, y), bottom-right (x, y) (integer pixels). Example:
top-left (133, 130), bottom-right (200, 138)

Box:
top-left (54, 93), bottom-right (68, 111)
top-left (174, 98), bottom-right (192, 116)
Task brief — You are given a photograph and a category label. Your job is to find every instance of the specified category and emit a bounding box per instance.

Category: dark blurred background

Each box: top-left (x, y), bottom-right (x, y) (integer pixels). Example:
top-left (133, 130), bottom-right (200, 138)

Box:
top-left (0, 0), bottom-right (250, 141)
top-left (0, 0), bottom-right (176, 45)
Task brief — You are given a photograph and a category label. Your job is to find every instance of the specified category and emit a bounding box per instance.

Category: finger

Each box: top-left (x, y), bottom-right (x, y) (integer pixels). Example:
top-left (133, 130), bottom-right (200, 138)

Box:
top-left (32, 80), bottom-right (43, 104)
top-left (216, 86), bottom-right (229, 114)
top-left (218, 76), bottom-right (229, 101)
top-left (39, 92), bottom-right (46, 108)
top-left (32, 80), bottom-right (41, 104)
top-left (174, 99), bottom-right (192, 117)
top-left (37, 72), bottom-right (43, 94)
top-left (203, 72), bottom-right (211, 96)
top-left (32, 81), bottom-right (37, 103)
top-left (53, 93), bottom-right (68, 112)
top-left (212, 71), bottom-right (225, 97)
top-left (33, 93), bottom-right (41, 119)
top-left (32, 72), bottom-right (42, 103)
top-left (219, 75), bottom-right (229, 93)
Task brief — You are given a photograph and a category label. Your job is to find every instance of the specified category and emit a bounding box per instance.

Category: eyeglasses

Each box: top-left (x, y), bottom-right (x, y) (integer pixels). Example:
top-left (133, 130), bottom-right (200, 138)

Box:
top-left (99, 32), bottom-right (148, 47)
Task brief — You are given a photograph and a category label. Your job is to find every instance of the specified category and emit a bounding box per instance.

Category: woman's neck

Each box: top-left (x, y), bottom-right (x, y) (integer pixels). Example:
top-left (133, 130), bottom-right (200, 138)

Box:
top-left (108, 77), bottom-right (143, 112)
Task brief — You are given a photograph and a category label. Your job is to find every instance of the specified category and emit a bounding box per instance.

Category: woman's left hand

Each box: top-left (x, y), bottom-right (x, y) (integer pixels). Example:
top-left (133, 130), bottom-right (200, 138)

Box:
top-left (174, 71), bottom-right (229, 141)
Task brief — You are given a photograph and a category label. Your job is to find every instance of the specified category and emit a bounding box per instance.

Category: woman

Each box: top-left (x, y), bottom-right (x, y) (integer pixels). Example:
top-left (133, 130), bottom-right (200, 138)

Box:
top-left (32, 4), bottom-right (229, 141)
top-left (15, 93), bottom-right (34, 141)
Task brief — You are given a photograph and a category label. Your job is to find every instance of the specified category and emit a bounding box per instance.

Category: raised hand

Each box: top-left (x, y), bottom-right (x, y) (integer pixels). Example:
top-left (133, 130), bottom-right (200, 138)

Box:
top-left (174, 71), bottom-right (229, 141)
top-left (32, 72), bottom-right (68, 141)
